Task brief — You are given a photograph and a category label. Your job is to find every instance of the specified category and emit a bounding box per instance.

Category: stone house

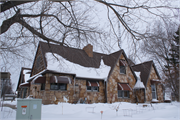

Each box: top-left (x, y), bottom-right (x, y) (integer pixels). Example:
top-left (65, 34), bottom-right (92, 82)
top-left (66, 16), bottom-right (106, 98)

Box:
top-left (16, 41), bottom-right (164, 104)
top-left (132, 61), bottom-right (164, 103)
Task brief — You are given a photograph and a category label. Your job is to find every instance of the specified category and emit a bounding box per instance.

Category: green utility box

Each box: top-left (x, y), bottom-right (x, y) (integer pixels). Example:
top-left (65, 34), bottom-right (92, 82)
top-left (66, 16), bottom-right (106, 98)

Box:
top-left (16, 99), bottom-right (42, 120)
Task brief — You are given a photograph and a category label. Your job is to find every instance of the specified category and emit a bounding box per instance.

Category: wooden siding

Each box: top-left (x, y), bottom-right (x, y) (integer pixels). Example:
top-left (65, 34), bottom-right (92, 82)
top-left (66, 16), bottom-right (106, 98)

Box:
top-left (31, 46), bottom-right (46, 76)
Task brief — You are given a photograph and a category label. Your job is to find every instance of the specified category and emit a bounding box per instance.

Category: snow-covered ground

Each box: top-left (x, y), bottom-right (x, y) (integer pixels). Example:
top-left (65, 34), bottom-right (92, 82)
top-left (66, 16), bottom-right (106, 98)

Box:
top-left (1, 99), bottom-right (179, 120)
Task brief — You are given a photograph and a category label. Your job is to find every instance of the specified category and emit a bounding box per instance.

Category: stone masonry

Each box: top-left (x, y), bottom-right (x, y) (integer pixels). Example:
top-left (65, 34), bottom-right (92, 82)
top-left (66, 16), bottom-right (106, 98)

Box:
top-left (107, 54), bottom-right (136, 103)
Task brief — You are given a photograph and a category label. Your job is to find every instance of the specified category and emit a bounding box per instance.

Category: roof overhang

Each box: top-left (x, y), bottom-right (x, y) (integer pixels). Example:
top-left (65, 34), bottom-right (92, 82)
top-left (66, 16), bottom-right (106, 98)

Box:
top-left (19, 82), bottom-right (30, 88)
top-left (50, 76), bottom-right (72, 84)
top-left (151, 79), bottom-right (161, 84)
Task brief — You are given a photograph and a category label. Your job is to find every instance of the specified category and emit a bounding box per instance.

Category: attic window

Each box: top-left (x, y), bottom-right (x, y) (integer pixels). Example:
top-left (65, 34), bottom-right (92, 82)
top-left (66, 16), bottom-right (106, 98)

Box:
top-left (119, 60), bottom-right (127, 74)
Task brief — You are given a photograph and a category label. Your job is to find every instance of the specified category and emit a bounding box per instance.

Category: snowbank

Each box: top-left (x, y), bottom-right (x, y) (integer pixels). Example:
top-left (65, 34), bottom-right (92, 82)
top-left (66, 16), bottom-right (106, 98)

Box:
top-left (1, 99), bottom-right (179, 120)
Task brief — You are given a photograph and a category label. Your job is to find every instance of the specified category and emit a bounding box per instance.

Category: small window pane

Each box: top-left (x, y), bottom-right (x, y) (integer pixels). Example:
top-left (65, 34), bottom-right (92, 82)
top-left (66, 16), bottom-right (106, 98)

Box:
top-left (50, 83), bottom-right (59, 90)
top-left (87, 86), bottom-right (91, 91)
top-left (118, 90), bottom-right (123, 97)
top-left (120, 66), bottom-right (126, 74)
top-left (59, 84), bottom-right (66, 90)
top-left (41, 83), bottom-right (45, 90)
top-left (124, 91), bottom-right (129, 98)
top-left (23, 88), bottom-right (27, 98)
top-left (92, 86), bottom-right (99, 92)
top-left (151, 85), bottom-right (156, 91)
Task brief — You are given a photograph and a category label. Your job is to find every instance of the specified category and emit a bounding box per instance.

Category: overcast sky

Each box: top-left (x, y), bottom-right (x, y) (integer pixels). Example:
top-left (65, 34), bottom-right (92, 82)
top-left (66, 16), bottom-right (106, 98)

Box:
top-left (0, 0), bottom-right (179, 92)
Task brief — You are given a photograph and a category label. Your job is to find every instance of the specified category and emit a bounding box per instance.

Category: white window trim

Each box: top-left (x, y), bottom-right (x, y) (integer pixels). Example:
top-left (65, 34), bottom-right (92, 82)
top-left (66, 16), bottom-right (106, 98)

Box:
top-left (151, 84), bottom-right (157, 99)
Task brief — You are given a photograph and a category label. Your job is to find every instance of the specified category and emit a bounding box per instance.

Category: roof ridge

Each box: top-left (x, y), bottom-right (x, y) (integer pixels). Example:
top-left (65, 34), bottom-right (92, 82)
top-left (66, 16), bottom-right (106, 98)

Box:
top-left (39, 41), bottom-right (108, 55)
top-left (132, 60), bottom-right (153, 67)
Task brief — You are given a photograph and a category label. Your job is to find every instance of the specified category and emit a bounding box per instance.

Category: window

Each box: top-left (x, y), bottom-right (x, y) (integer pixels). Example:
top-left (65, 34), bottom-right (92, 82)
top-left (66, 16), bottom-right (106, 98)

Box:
top-left (151, 84), bottom-right (157, 99)
top-left (119, 60), bottom-right (127, 74)
top-left (23, 88), bottom-right (27, 98)
top-left (86, 86), bottom-right (99, 92)
top-left (86, 81), bottom-right (99, 92)
top-left (120, 66), bottom-right (126, 74)
top-left (41, 83), bottom-right (45, 90)
top-left (87, 86), bottom-right (91, 91)
top-left (50, 83), bottom-right (67, 90)
top-left (117, 83), bottom-right (131, 98)
top-left (118, 90), bottom-right (123, 97)
top-left (59, 84), bottom-right (66, 90)
top-left (118, 90), bottom-right (129, 98)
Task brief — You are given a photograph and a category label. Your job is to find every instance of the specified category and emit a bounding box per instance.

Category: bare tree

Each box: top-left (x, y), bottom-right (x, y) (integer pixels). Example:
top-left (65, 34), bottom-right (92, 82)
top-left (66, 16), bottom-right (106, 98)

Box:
top-left (0, 0), bottom-right (179, 72)
top-left (140, 21), bottom-right (179, 101)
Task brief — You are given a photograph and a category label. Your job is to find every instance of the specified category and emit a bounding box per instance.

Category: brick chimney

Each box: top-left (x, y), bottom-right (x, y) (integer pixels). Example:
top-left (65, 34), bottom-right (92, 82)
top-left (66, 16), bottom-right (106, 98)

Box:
top-left (83, 44), bottom-right (93, 57)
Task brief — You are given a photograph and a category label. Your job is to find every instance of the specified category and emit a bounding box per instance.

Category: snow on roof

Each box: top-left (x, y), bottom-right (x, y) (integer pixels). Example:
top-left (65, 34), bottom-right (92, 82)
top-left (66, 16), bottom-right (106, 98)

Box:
top-left (133, 79), bottom-right (145, 89)
top-left (133, 71), bottom-right (145, 89)
top-left (19, 82), bottom-right (29, 86)
top-left (23, 69), bottom-right (31, 82)
top-left (45, 52), bottom-right (111, 79)
top-left (31, 74), bottom-right (42, 84)
top-left (151, 79), bottom-right (160, 81)
top-left (134, 71), bottom-right (140, 80)
top-left (27, 69), bottom-right (47, 82)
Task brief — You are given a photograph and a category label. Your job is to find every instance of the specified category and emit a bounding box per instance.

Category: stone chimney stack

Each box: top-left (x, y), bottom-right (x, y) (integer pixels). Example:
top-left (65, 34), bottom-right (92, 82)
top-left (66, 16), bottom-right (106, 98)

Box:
top-left (83, 44), bottom-right (93, 57)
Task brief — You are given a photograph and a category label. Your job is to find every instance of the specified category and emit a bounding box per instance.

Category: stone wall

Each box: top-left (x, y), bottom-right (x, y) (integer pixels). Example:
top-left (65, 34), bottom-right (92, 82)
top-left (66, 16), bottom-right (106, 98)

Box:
top-left (156, 84), bottom-right (164, 102)
top-left (29, 73), bottom-right (105, 104)
top-left (75, 79), bottom-right (105, 103)
top-left (107, 54), bottom-right (136, 103)
top-left (30, 73), bottom-right (75, 104)
top-left (134, 89), bottom-right (145, 103)
top-left (146, 66), bottom-right (164, 103)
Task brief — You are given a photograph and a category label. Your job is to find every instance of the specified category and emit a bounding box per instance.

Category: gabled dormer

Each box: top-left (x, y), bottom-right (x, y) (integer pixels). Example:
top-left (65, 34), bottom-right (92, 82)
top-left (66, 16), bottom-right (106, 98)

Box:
top-left (31, 43), bottom-right (46, 76)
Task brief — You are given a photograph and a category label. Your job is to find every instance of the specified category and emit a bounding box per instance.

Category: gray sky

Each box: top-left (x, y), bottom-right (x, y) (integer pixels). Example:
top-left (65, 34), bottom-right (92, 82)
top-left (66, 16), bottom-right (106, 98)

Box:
top-left (0, 0), bottom-right (179, 92)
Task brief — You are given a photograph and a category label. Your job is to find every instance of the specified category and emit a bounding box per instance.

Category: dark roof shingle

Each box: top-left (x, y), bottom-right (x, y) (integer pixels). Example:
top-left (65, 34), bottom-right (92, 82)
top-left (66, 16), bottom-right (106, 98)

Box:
top-left (131, 61), bottom-right (161, 87)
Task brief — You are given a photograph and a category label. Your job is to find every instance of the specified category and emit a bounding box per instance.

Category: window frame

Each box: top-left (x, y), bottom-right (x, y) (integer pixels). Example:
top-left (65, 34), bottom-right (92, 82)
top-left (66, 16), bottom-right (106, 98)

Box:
top-left (118, 90), bottom-right (130, 98)
top-left (119, 60), bottom-right (126, 74)
top-left (86, 86), bottom-right (99, 92)
top-left (50, 83), bottom-right (67, 91)
top-left (23, 88), bottom-right (27, 98)
top-left (151, 84), bottom-right (157, 99)
top-left (41, 83), bottom-right (45, 90)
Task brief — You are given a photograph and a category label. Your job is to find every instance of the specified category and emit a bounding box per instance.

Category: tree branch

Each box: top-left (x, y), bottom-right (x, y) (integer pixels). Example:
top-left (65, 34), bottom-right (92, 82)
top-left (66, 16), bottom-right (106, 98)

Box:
top-left (0, 9), bottom-right (20, 34)
top-left (1, 1), bottom-right (33, 13)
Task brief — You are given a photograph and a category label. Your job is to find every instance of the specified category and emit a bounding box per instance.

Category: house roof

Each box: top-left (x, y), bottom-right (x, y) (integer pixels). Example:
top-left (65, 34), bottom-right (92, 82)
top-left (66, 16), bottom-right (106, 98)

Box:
top-left (16, 67), bottom-right (31, 91)
top-left (34, 41), bottom-right (128, 80)
top-left (39, 41), bottom-right (123, 69)
top-left (29, 41), bottom-right (137, 82)
top-left (131, 61), bottom-right (161, 87)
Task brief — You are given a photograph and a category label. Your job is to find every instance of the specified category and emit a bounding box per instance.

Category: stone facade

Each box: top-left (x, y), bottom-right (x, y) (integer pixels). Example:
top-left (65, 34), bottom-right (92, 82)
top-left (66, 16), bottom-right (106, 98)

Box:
top-left (29, 73), bottom-right (75, 104)
top-left (29, 73), bottom-right (105, 104)
top-left (75, 79), bottom-right (105, 103)
top-left (134, 89), bottom-right (145, 103)
top-left (18, 44), bottom-right (164, 104)
top-left (107, 54), bottom-right (136, 103)
top-left (146, 66), bottom-right (164, 103)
